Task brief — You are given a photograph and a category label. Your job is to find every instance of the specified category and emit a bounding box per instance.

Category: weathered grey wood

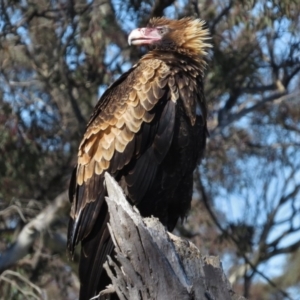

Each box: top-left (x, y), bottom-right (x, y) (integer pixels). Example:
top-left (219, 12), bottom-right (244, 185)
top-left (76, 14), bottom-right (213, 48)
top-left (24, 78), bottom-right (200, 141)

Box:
top-left (102, 172), bottom-right (246, 300)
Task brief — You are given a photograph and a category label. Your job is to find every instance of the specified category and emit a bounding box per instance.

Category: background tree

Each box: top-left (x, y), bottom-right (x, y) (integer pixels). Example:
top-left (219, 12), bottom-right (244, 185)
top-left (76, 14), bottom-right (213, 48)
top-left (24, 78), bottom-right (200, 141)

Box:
top-left (0, 0), bottom-right (299, 299)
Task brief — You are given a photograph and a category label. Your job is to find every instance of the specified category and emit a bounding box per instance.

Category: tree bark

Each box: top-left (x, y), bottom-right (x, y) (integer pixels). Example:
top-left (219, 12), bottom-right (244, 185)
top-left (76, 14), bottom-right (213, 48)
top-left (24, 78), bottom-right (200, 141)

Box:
top-left (101, 173), bottom-right (246, 300)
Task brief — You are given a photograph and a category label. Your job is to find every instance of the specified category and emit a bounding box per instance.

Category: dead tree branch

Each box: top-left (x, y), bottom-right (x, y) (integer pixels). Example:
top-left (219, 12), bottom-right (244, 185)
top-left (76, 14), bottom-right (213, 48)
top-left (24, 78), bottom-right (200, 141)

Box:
top-left (0, 191), bottom-right (69, 272)
top-left (100, 173), bottom-right (245, 300)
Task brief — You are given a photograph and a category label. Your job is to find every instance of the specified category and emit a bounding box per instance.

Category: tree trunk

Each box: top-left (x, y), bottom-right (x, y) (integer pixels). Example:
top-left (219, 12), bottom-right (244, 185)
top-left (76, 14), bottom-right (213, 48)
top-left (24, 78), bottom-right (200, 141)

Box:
top-left (100, 173), bottom-right (246, 300)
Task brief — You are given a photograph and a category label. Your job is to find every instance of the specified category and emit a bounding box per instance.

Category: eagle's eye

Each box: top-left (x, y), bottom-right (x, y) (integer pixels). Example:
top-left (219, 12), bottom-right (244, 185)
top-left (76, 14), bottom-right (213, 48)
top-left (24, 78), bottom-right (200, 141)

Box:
top-left (157, 26), bottom-right (168, 35)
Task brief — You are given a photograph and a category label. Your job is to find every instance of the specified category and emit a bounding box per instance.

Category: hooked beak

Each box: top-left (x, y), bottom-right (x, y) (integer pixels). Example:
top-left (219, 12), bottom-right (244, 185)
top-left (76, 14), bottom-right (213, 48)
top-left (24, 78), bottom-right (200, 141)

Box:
top-left (128, 27), bottom-right (162, 46)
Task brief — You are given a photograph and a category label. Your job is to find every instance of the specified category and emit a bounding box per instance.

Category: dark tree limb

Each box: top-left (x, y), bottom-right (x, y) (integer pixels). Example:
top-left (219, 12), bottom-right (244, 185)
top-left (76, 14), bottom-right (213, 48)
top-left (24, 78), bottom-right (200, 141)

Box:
top-left (101, 173), bottom-right (245, 300)
top-left (150, 0), bottom-right (175, 18)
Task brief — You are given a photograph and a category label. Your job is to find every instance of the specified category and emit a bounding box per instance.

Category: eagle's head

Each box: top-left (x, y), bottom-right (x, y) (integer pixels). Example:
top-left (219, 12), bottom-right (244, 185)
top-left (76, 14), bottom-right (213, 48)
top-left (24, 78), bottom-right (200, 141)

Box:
top-left (128, 17), bottom-right (212, 58)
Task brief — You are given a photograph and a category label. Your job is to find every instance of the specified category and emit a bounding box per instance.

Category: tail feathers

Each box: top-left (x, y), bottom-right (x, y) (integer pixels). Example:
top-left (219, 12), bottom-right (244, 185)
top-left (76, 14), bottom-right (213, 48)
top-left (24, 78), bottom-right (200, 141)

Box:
top-left (79, 205), bottom-right (114, 300)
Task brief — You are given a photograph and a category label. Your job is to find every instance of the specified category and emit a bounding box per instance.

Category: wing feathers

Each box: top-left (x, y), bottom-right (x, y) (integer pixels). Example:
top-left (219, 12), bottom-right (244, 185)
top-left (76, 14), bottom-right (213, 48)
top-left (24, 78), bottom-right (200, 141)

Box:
top-left (153, 99), bottom-right (176, 157)
top-left (136, 89), bottom-right (147, 102)
top-left (126, 151), bottom-right (158, 202)
top-left (69, 58), bottom-right (204, 250)
top-left (131, 102), bottom-right (145, 119)
top-left (129, 89), bottom-right (137, 101)
top-left (146, 86), bottom-right (157, 105)
top-left (125, 99), bottom-right (176, 204)
top-left (143, 110), bottom-right (155, 122)
top-left (152, 81), bottom-right (166, 99)
top-left (78, 207), bottom-right (113, 300)
top-left (142, 81), bottom-right (152, 92)
top-left (115, 135), bottom-right (127, 152)
top-left (68, 58), bottom-right (191, 299)
top-left (95, 161), bottom-right (102, 175)
top-left (102, 142), bottom-right (115, 160)
top-left (77, 165), bottom-right (84, 185)
top-left (68, 174), bottom-right (106, 252)
top-left (84, 160), bottom-right (95, 180)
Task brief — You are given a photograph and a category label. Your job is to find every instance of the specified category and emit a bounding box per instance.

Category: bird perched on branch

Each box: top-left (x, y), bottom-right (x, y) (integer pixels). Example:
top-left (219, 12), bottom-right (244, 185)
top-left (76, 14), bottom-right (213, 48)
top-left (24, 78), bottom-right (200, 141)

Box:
top-left (68, 17), bottom-right (211, 300)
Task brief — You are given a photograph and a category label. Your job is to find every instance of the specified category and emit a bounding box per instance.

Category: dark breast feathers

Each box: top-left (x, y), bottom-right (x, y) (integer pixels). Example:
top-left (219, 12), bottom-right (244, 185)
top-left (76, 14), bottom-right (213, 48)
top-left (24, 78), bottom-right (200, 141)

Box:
top-left (68, 52), bottom-right (208, 299)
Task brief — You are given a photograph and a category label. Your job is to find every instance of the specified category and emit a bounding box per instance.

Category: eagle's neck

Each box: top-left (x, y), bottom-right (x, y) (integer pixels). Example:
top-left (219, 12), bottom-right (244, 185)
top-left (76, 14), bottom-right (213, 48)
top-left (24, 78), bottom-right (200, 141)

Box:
top-left (142, 50), bottom-right (206, 74)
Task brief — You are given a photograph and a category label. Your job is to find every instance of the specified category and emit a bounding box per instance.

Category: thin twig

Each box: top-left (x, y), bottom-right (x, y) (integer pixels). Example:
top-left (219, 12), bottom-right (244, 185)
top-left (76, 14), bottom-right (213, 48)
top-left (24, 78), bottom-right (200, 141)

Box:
top-left (0, 205), bottom-right (27, 223)
top-left (0, 270), bottom-right (44, 300)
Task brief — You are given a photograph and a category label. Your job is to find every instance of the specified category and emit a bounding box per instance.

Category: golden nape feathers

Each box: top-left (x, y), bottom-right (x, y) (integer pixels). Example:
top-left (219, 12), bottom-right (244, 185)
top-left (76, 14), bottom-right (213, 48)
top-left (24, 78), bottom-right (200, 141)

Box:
top-left (148, 17), bottom-right (212, 58)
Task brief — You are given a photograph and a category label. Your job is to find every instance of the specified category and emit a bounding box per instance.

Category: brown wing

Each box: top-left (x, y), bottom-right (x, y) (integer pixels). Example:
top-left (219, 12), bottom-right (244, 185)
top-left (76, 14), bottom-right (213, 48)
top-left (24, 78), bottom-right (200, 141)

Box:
top-left (68, 58), bottom-right (178, 299)
top-left (68, 58), bottom-right (173, 253)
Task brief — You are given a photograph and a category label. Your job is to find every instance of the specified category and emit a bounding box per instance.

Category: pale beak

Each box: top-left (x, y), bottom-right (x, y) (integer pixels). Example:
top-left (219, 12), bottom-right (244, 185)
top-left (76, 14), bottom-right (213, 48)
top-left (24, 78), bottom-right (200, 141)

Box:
top-left (128, 27), bottom-right (162, 46)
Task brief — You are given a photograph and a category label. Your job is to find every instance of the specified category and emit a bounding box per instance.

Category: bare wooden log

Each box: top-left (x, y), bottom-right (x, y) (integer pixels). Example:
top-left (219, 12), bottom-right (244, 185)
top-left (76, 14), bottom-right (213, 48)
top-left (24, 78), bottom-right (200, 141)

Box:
top-left (101, 173), bottom-right (246, 300)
